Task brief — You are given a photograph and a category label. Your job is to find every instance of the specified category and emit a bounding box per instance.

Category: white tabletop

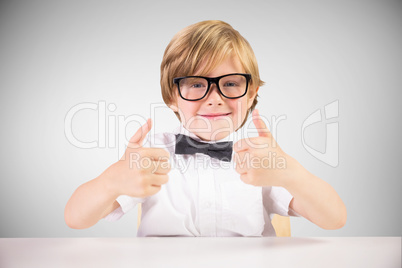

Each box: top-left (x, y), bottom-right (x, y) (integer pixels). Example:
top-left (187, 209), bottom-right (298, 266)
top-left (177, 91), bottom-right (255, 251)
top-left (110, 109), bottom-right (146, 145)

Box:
top-left (0, 237), bottom-right (400, 268)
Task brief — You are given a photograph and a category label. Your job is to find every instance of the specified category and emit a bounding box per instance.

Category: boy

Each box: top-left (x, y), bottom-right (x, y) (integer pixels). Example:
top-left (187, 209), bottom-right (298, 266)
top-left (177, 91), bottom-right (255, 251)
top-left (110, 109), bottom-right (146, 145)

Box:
top-left (65, 20), bottom-right (346, 236)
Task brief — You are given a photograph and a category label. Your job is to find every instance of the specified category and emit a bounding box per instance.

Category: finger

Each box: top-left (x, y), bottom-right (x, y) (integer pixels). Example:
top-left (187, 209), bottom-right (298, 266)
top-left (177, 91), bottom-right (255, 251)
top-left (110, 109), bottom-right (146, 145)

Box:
top-left (235, 162), bottom-right (248, 175)
top-left (141, 148), bottom-right (171, 161)
top-left (147, 160), bottom-right (171, 175)
top-left (128, 118), bottom-right (152, 148)
top-left (252, 109), bottom-right (271, 138)
top-left (149, 174), bottom-right (169, 186)
top-left (234, 137), bottom-right (269, 152)
top-left (146, 185), bottom-right (162, 196)
top-left (234, 152), bottom-right (249, 174)
top-left (239, 173), bottom-right (250, 184)
top-left (233, 150), bottom-right (250, 165)
top-left (132, 155), bottom-right (168, 172)
top-left (233, 138), bottom-right (250, 153)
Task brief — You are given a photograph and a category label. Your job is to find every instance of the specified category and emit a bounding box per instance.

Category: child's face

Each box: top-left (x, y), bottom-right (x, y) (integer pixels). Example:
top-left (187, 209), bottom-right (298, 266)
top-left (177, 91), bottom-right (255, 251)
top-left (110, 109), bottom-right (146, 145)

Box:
top-left (170, 55), bottom-right (258, 141)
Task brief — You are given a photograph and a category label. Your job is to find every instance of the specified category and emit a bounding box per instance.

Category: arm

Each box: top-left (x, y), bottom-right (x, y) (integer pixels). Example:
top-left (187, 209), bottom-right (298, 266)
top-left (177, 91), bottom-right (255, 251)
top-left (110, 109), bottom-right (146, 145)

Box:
top-left (64, 118), bottom-right (170, 229)
top-left (234, 109), bottom-right (347, 230)
top-left (285, 158), bottom-right (347, 230)
top-left (64, 166), bottom-right (120, 229)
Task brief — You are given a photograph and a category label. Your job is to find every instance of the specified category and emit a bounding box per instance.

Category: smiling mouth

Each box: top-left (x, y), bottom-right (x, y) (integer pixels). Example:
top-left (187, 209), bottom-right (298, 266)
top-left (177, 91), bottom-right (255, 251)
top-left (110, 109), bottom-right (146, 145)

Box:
top-left (199, 113), bottom-right (231, 118)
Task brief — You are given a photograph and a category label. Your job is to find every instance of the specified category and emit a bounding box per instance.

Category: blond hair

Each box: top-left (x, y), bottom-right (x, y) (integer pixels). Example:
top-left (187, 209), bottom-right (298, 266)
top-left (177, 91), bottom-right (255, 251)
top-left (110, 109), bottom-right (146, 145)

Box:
top-left (160, 20), bottom-right (264, 129)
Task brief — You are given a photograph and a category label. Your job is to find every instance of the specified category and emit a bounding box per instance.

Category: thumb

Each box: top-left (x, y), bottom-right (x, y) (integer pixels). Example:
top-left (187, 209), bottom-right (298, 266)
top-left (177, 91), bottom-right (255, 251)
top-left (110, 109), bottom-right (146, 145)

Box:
top-left (252, 109), bottom-right (271, 138)
top-left (128, 118), bottom-right (152, 148)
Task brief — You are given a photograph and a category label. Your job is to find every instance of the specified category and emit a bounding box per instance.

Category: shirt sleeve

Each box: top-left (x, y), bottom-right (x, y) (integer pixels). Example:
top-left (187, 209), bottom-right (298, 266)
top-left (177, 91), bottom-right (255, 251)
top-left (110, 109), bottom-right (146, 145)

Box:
top-left (103, 195), bottom-right (145, 221)
top-left (262, 186), bottom-right (301, 218)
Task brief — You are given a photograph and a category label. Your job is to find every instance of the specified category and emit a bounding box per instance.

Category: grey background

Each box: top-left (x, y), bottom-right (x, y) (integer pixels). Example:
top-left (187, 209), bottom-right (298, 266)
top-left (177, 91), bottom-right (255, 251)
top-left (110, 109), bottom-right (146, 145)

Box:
top-left (0, 0), bottom-right (401, 237)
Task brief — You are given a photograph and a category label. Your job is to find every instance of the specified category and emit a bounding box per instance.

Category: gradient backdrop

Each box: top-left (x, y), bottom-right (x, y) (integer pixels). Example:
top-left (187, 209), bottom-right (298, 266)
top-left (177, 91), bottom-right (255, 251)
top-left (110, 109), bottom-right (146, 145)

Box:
top-left (0, 0), bottom-right (401, 237)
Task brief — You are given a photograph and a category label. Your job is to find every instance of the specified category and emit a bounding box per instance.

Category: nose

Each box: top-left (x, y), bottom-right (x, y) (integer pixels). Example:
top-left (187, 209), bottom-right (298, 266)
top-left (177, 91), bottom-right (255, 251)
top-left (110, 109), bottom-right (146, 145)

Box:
top-left (205, 83), bottom-right (224, 105)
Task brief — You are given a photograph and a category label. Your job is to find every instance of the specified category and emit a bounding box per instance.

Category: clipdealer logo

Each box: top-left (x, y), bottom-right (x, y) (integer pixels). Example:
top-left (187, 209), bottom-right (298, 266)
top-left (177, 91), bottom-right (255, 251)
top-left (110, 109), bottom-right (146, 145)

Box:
top-left (301, 100), bottom-right (339, 167)
top-left (64, 100), bottom-right (339, 167)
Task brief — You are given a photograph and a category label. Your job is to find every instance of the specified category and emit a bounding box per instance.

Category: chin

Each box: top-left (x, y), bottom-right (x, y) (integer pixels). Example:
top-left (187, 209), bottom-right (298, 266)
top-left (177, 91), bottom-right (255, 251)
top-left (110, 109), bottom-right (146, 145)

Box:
top-left (186, 118), bottom-right (236, 139)
top-left (199, 125), bottom-right (235, 141)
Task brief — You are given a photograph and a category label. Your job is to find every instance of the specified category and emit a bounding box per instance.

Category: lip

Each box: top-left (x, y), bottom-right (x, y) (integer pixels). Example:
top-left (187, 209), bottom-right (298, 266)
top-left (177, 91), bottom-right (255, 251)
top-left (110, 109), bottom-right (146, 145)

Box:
top-left (199, 112), bottom-right (231, 118)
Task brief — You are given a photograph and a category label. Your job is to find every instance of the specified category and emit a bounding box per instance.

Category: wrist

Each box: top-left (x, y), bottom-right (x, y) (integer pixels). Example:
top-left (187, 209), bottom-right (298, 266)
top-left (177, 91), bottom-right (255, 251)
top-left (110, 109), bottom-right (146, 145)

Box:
top-left (280, 155), bottom-right (306, 190)
top-left (98, 164), bottom-right (121, 199)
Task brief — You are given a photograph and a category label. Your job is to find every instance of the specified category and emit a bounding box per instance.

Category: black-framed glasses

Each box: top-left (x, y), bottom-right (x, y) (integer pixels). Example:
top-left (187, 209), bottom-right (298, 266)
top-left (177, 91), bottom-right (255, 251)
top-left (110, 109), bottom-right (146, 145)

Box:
top-left (173, 73), bottom-right (251, 101)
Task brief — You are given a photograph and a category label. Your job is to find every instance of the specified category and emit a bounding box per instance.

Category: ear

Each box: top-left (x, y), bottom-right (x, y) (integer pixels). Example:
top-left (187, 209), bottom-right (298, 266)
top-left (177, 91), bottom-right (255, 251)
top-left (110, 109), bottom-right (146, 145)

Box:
top-left (247, 87), bottom-right (259, 110)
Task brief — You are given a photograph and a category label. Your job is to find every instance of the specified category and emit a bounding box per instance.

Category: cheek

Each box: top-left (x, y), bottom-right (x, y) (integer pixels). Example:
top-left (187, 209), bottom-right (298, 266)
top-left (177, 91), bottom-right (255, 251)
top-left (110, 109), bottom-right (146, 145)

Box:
top-left (227, 100), bottom-right (248, 127)
top-left (230, 99), bottom-right (248, 115)
top-left (178, 100), bottom-right (198, 119)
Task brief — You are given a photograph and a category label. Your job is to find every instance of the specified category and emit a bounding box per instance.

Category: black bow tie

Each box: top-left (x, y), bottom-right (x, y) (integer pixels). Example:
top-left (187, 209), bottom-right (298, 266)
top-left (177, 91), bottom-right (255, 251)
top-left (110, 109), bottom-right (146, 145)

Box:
top-left (175, 134), bottom-right (233, 162)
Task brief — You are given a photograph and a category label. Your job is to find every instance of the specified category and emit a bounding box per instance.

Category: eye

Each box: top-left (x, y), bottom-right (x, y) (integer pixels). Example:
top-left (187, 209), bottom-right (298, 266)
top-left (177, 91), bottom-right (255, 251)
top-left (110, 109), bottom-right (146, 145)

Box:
top-left (224, 82), bottom-right (238, 87)
top-left (191, 83), bottom-right (205, 88)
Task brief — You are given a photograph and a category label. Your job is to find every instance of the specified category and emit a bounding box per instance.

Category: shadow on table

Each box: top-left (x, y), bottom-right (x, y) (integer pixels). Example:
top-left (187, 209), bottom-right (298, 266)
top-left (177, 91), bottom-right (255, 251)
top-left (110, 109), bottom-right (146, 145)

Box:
top-left (259, 237), bottom-right (327, 248)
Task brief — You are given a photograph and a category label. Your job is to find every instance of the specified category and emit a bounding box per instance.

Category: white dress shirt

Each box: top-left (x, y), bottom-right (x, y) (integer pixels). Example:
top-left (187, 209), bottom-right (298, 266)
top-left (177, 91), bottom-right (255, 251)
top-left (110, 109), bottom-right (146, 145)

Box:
top-left (104, 123), bottom-right (298, 236)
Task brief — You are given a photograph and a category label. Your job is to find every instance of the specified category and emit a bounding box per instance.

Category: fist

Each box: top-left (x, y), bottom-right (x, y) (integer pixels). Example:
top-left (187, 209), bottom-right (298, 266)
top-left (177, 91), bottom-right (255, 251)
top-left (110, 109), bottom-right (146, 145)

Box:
top-left (233, 109), bottom-right (296, 187)
top-left (109, 118), bottom-right (171, 198)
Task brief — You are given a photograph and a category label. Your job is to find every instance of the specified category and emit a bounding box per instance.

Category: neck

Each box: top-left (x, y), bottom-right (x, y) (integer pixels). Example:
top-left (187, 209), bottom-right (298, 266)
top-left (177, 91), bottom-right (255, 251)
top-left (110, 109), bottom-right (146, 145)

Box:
top-left (195, 131), bottom-right (231, 142)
